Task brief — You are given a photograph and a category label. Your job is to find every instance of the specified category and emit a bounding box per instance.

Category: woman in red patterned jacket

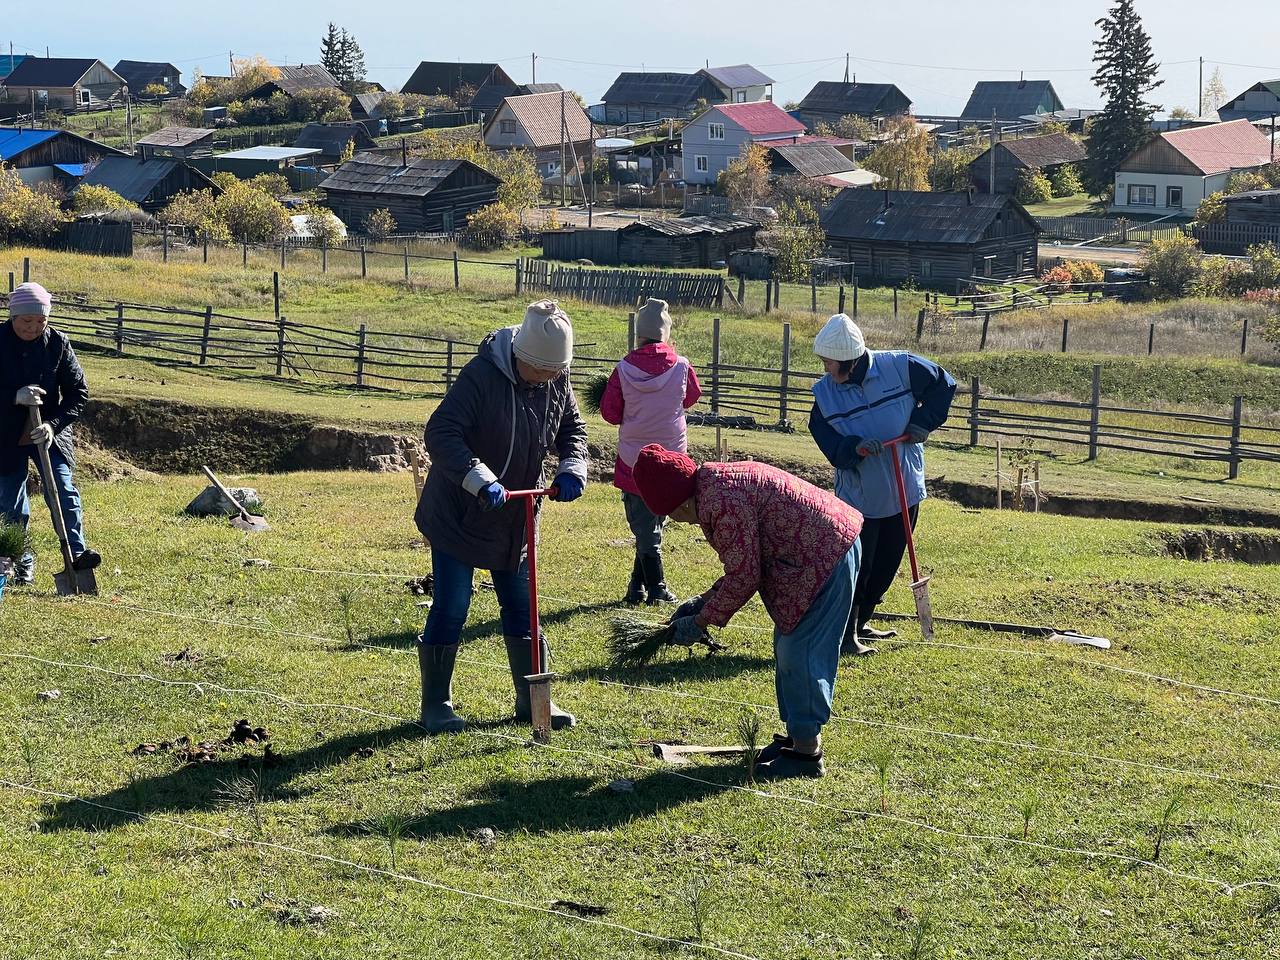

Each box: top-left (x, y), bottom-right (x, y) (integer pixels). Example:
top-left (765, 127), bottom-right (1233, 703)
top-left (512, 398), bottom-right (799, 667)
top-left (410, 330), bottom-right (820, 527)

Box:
top-left (632, 443), bottom-right (863, 781)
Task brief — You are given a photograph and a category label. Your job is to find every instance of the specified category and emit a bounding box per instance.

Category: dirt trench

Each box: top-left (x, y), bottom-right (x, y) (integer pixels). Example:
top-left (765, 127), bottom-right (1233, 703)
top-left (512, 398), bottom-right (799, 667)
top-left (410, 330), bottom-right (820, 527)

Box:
top-left (1162, 528), bottom-right (1280, 564)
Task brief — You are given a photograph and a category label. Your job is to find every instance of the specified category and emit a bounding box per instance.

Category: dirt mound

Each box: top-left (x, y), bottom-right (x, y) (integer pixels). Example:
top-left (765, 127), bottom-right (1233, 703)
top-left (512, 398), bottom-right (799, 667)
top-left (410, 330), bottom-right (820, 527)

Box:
top-left (1162, 528), bottom-right (1280, 564)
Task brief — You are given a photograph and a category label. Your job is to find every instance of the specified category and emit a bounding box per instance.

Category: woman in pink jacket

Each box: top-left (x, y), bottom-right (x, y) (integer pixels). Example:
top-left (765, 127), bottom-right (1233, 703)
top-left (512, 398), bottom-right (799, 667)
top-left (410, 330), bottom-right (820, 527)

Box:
top-left (599, 298), bottom-right (701, 605)
top-left (632, 443), bottom-right (863, 781)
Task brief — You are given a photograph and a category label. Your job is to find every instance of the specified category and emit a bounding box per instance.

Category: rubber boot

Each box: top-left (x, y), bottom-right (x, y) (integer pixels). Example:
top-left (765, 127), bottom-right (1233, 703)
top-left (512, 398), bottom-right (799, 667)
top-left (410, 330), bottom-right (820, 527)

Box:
top-left (504, 635), bottom-right (575, 730)
top-left (640, 554), bottom-right (678, 605)
top-left (755, 747), bottom-right (825, 780)
top-left (624, 556), bottom-right (647, 606)
top-left (841, 604), bottom-right (876, 656)
top-left (755, 733), bottom-right (793, 765)
top-left (417, 641), bottom-right (466, 734)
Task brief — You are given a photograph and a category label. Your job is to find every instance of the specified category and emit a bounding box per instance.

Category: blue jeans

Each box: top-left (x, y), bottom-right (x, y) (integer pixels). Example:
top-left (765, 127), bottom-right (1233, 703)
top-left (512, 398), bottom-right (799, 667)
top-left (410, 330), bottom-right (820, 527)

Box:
top-left (774, 540), bottom-right (860, 741)
top-left (0, 446), bottom-right (86, 581)
top-left (422, 546), bottom-right (532, 646)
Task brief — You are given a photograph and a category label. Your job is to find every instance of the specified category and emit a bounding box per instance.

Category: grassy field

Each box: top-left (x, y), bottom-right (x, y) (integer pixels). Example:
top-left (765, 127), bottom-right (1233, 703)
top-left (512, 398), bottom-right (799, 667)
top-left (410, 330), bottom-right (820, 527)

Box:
top-left (1019, 194), bottom-right (1106, 219)
top-left (1, 472), bottom-right (1278, 958)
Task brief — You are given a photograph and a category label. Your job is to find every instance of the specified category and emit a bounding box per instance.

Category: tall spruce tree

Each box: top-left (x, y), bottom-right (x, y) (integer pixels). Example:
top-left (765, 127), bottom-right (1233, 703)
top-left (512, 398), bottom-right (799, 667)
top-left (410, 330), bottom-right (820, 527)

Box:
top-left (320, 23), bottom-right (344, 82)
top-left (337, 29), bottom-right (367, 93)
top-left (1084, 0), bottom-right (1163, 195)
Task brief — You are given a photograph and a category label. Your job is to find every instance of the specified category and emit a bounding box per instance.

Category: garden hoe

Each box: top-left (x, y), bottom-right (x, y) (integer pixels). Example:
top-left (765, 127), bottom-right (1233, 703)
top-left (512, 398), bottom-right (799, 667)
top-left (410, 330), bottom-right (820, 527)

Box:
top-left (506, 486), bottom-right (557, 745)
top-left (27, 406), bottom-right (97, 597)
top-left (200, 466), bottom-right (270, 533)
top-left (884, 435), bottom-right (934, 641)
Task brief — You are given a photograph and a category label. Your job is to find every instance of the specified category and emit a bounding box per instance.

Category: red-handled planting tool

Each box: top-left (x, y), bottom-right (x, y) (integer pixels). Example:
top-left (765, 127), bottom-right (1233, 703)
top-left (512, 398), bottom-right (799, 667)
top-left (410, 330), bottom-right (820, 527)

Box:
top-left (505, 486), bottom-right (558, 743)
top-left (883, 435), bottom-right (934, 640)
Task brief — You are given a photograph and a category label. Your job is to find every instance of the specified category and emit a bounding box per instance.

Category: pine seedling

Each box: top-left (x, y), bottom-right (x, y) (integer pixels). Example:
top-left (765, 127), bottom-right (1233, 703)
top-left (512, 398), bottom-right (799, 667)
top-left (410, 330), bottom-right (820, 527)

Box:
top-left (19, 737), bottom-right (37, 782)
top-left (216, 772), bottom-right (264, 836)
top-left (1019, 793), bottom-right (1042, 841)
top-left (337, 588), bottom-right (359, 645)
top-left (907, 910), bottom-right (935, 960)
top-left (681, 877), bottom-right (714, 944)
top-left (869, 745), bottom-right (894, 813)
top-left (1152, 787), bottom-right (1187, 863)
top-left (374, 811), bottom-right (413, 872)
top-left (737, 710), bottom-right (762, 785)
top-left (581, 374), bottom-right (608, 415)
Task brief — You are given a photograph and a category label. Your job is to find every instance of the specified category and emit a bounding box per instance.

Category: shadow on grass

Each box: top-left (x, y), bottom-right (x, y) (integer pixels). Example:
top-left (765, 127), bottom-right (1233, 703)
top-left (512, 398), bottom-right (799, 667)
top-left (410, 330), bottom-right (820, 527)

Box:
top-left (328, 766), bottom-right (738, 839)
top-left (39, 721), bottom-right (432, 833)
top-left (560, 652), bottom-right (773, 686)
top-left (352, 599), bottom-right (625, 653)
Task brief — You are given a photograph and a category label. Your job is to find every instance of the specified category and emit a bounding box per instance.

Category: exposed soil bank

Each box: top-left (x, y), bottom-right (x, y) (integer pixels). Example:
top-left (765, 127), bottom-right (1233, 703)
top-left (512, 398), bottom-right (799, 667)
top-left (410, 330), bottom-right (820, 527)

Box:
top-left (1162, 528), bottom-right (1280, 564)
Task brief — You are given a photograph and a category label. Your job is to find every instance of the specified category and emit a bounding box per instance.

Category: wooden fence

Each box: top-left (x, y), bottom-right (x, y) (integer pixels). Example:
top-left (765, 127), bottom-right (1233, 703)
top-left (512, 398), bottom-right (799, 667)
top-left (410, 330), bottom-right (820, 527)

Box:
top-left (1037, 216), bottom-right (1186, 245)
top-left (1189, 222), bottom-right (1280, 255)
top-left (519, 259), bottom-right (726, 308)
top-left (6, 288), bottom-right (1276, 479)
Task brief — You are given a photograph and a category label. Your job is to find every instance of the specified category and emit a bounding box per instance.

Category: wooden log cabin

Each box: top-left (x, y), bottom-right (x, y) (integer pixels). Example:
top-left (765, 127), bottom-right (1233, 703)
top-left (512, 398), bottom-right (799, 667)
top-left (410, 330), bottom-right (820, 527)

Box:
top-left (542, 216), bottom-right (760, 267)
top-left (820, 189), bottom-right (1040, 288)
top-left (318, 153), bottom-right (501, 233)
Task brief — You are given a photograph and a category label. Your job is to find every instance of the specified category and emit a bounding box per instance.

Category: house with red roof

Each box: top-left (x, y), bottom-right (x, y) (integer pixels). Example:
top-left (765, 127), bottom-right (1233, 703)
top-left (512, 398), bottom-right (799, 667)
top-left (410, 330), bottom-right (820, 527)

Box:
top-left (681, 101), bottom-right (806, 185)
top-left (1112, 119), bottom-right (1274, 216)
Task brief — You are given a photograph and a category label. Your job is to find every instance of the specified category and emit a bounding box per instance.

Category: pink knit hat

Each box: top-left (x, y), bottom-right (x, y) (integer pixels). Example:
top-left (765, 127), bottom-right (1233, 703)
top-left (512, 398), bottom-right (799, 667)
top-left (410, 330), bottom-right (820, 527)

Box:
top-left (8, 282), bottom-right (52, 318)
top-left (633, 443), bottom-right (698, 516)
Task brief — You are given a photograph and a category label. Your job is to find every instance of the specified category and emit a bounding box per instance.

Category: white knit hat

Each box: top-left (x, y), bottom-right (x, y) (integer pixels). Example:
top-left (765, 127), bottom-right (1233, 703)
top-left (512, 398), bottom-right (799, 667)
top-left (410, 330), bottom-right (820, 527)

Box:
top-left (634, 297), bottom-right (672, 342)
top-left (514, 299), bottom-right (573, 371)
top-left (813, 313), bottom-right (866, 362)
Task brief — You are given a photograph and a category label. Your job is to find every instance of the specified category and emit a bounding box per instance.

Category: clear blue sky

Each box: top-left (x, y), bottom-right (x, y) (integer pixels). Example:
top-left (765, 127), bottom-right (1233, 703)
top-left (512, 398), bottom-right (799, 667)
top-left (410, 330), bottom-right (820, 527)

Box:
top-left (4, 0), bottom-right (1277, 116)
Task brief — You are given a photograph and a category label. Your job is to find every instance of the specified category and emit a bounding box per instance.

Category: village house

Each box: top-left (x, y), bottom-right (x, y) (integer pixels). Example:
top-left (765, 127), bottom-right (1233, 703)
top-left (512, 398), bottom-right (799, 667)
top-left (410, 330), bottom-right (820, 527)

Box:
top-left (481, 90), bottom-right (594, 179)
top-left (681, 101), bottom-right (806, 185)
top-left (112, 60), bottom-right (185, 98)
top-left (1112, 119), bottom-right (1273, 216)
top-left (293, 122), bottom-right (378, 161)
top-left (0, 54), bottom-right (27, 82)
top-left (820, 189), bottom-right (1040, 287)
top-left (319, 153), bottom-right (501, 233)
top-left (1224, 187), bottom-right (1280, 225)
top-left (2, 57), bottom-right (125, 112)
top-left (542, 215), bottom-right (760, 268)
top-left (960, 80), bottom-right (1064, 122)
top-left (135, 127), bottom-right (215, 161)
top-left (242, 64), bottom-right (342, 101)
top-left (0, 127), bottom-right (127, 184)
top-left (469, 82), bottom-right (563, 119)
top-left (701, 65), bottom-right (774, 104)
top-left (78, 155), bottom-right (219, 212)
top-left (969, 132), bottom-right (1086, 194)
top-left (598, 71), bottom-right (726, 124)
top-left (794, 81), bottom-right (913, 131)
top-left (766, 141), bottom-right (882, 189)
top-left (192, 145), bottom-right (323, 181)
top-left (1216, 80), bottom-right (1280, 122)
top-left (400, 62), bottom-right (515, 103)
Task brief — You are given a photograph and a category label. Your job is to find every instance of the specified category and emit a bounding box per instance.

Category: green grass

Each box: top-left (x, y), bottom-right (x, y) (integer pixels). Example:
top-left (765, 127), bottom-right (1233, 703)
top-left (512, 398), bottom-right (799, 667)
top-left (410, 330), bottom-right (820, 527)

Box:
top-left (1, 472), bottom-right (1279, 958)
top-left (1020, 194), bottom-right (1107, 218)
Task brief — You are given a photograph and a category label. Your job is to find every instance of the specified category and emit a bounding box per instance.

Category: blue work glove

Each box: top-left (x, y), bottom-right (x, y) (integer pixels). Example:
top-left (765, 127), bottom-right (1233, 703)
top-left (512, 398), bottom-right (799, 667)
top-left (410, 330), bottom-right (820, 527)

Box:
top-left (478, 481), bottom-right (508, 511)
top-left (906, 424), bottom-right (930, 445)
top-left (550, 473), bottom-right (584, 502)
top-left (671, 594), bottom-right (706, 622)
top-left (856, 437), bottom-right (885, 457)
top-left (670, 615), bottom-right (706, 647)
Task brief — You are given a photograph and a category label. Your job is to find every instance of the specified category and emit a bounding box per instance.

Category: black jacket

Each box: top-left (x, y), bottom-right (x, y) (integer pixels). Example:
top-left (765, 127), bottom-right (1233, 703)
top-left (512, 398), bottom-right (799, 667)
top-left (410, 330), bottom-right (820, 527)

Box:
top-left (0, 321), bottom-right (89, 472)
top-left (414, 326), bottom-right (589, 571)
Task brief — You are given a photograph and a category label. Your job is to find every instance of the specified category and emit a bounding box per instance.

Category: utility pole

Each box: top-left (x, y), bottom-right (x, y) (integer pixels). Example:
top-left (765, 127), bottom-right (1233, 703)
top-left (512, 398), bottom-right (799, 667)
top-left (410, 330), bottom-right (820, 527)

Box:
top-left (589, 133), bottom-right (595, 227)
top-left (1272, 114), bottom-right (1277, 162)
top-left (560, 91), bottom-right (567, 207)
top-left (1198, 56), bottom-right (1203, 117)
top-left (531, 52), bottom-right (536, 84)
top-left (989, 111), bottom-right (997, 194)
top-left (229, 51), bottom-right (235, 77)
top-left (844, 52), bottom-right (850, 83)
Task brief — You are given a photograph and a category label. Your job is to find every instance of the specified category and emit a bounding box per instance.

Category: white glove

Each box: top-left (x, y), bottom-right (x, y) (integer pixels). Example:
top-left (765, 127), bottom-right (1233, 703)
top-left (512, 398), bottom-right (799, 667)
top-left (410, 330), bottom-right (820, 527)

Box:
top-left (15, 385), bottom-right (45, 407)
top-left (29, 422), bottom-right (54, 447)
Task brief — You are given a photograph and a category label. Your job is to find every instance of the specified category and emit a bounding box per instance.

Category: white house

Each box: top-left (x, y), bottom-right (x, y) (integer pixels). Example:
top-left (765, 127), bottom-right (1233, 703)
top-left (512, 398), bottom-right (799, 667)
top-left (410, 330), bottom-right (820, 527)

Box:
top-left (701, 65), bottom-right (773, 104)
top-left (1112, 120), bottom-right (1273, 216)
top-left (681, 101), bottom-right (805, 186)
top-left (1217, 79), bottom-right (1280, 122)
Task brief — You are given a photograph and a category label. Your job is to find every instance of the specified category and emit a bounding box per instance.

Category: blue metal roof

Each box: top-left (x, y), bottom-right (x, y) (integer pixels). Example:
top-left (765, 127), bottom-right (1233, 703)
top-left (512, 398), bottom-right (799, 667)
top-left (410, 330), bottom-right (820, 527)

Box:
top-left (53, 162), bottom-right (88, 177)
top-left (0, 54), bottom-right (27, 80)
top-left (0, 129), bottom-right (59, 161)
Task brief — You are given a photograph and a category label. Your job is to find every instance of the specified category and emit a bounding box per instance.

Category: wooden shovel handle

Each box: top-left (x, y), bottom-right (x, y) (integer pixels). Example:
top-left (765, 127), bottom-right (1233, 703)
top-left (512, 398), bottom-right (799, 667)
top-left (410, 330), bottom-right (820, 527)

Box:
top-left (200, 465), bottom-right (251, 520)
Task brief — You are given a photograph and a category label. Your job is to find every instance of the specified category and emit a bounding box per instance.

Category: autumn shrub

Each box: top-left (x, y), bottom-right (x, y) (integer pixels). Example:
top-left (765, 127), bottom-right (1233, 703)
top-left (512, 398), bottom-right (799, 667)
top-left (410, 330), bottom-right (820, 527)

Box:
top-left (0, 163), bottom-right (67, 242)
top-left (464, 203), bottom-right (519, 249)
top-left (1144, 233), bottom-right (1202, 298)
top-left (72, 184), bottom-right (140, 216)
top-left (1049, 163), bottom-right (1083, 197)
top-left (1063, 259), bottom-right (1104, 284)
top-left (1039, 265), bottom-right (1073, 292)
top-left (363, 207), bottom-right (397, 239)
top-left (1015, 167), bottom-right (1053, 204)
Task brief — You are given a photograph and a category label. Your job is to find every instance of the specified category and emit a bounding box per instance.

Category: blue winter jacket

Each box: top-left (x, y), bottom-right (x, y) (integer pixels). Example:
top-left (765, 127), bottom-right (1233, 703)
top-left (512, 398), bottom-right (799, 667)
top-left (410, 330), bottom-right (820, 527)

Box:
top-left (809, 350), bottom-right (956, 519)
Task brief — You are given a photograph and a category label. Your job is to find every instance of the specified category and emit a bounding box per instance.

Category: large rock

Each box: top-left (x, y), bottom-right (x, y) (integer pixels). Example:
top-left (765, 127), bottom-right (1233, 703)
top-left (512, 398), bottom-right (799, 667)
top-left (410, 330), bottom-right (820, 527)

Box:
top-left (186, 485), bottom-right (261, 517)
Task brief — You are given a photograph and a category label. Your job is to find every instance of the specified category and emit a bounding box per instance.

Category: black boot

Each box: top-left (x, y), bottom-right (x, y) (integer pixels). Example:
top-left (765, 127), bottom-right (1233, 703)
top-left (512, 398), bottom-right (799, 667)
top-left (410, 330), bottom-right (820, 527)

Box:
top-left (624, 556), bottom-right (647, 606)
top-left (417, 641), bottom-right (466, 734)
top-left (840, 604), bottom-right (876, 656)
top-left (504, 635), bottom-right (575, 730)
top-left (640, 554), bottom-right (677, 605)
top-left (73, 549), bottom-right (101, 571)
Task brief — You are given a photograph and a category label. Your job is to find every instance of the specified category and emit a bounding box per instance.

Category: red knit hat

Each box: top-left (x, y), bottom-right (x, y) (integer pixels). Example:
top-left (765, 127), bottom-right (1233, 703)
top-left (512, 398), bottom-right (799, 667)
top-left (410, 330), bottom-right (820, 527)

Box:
top-left (633, 443), bottom-right (698, 517)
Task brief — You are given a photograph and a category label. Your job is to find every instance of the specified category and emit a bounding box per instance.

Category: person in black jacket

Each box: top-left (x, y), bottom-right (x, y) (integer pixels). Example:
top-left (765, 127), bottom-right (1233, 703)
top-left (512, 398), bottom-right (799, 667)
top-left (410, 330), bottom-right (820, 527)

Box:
top-left (413, 300), bottom-right (589, 734)
top-left (1, 283), bottom-right (101, 586)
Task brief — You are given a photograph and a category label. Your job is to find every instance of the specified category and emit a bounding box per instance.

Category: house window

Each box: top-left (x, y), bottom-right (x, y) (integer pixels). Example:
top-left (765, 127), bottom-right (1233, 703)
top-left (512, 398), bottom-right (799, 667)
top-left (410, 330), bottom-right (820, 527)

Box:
top-left (919, 260), bottom-right (933, 279)
top-left (500, 119), bottom-right (517, 135)
top-left (708, 123), bottom-right (724, 141)
top-left (695, 155), bottom-right (709, 173)
top-left (80, 89), bottom-right (90, 106)
top-left (1166, 186), bottom-right (1183, 209)
top-left (736, 91), bottom-right (746, 103)
top-left (1127, 184), bottom-right (1156, 206)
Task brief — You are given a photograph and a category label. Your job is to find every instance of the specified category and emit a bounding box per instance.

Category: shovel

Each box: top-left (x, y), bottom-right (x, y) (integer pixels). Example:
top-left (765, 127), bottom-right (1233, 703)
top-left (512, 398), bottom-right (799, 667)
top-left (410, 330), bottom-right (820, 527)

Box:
top-left (506, 486), bottom-right (558, 744)
top-left (28, 407), bottom-right (97, 597)
top-left (200, 466), bottom-right (270, 533)
top-left (884, 435), bottom-right (934, 640)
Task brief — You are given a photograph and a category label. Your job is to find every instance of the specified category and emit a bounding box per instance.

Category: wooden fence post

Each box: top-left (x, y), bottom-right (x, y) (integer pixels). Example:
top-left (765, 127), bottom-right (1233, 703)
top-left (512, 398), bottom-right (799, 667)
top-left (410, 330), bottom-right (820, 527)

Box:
top-left (627, 312), bottom-right (636, 352)
top-left (321, 240), bottom-right (327, 273)
top-left (716, 276), bottom-right (725, 309)
top-left (1241, 316), bottom-right (1250, 356)
top-left (453, 250), bottom-right (460, 289)
top-left (968, 376), bottom-right (980, 447)
top-left (162, 226), bottom-right (168, 263)
top-left (1228, 396), bottom-right (1243, 480)
top-left (7, 272), bottom-right (13, 292)
top-left (780, 322), bottom-right (792, 426)
top-left (1148, 322), bottom-right (1155, 355)
top-left (115, 303), bottom-right (124, 356)
top-left (355, 323), bottom-right (367, 387)
top-left (22, 257), bottom-right (30, 282)
top-left (403, 244), bottom-right (410, 282)
top-left (445, 339), bottom-right (455, 389)
top-left (242, 241), bottom-right (248, 267)
top-left (773, 278), bottom-right (780, 309)
top-left (273, 271), bottom-right (280, 319)
top-left (202, 238), bottom-right (208, 263)
top-left (1087, 364), bottom-right (1101, 461)
top-left (764, 279), bottom-right (772, 313)
top-left (737, 274), bottom-right (745, 308)
top-left (893, 285), bottom-right (899, 318)
top-left (515, 257), bottom-right (523, 295)
top-left (810, 271), bottom-right (817, 312)
top-left (837, 284), bottom-right (845, 315)
top-left (1060, 315), bottom-right (1070, 353)
top-left (360, 244), bottom-right (367, 278)
top-left (852, 276), bottom-right (859, 318)
top-left (200, 306), bottom-right (212, 365)
top-left (279, 242), bottom-right (286, 269)
top-left (979, 313), bottom-right (991, 351)
top-left (275, 314), bottom-right (286, 377)
top-left (711, 316), bottom-right (721, 414)
top-left (915, 308), bottom-right (926, 341)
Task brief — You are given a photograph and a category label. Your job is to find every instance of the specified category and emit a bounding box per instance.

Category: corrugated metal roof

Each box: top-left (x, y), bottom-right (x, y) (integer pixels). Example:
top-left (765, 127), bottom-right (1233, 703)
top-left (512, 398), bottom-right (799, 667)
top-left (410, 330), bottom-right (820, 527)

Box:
top-left (769, 141), bottom-right (856, 178)
top-left (80, 156), bottom-right (180, 201)
top-left (601, 72), bottom-right (722, 108)
top-left (293, 122), bottom-right (377, 158)
top-left (217, 146), bottom-right (323, 160)
top-left (113, 60), bottom-right (182, 91)
top-left (401, 61), bottom-right (513, 97)
top-left (53, 162), bottom-right (88, 177)
top-left (1154, 119), bottom-right (1273, 175)
top-left (490, 91), bottom-right (593, 149)
top-left (136, 126), bottom-right (214, 148)
top-left (797, 81), bottom-right (910, 118)
top-left (4, 57), bottom-right (102, 87)
top-left (0, 128), bottom-right (59, 160)
top-left (821, 190), bottom-right (1037, 244)
top-left (960, 80), bottom-right (1063, 121)
top-left (245, 64), bottom-right (340, 98)
top-left (0, 54), bottom-right (27, 80)
top-left (702, 64), bottom-right (773, 89)
top-left (975, 132), bottom-right (1086, 170)
top-left (622, 215), bottom-right (758, 237)
top-left (319, 153), bottom-right (499, 197)
top-left (711, 101), bottom-right (805, 137)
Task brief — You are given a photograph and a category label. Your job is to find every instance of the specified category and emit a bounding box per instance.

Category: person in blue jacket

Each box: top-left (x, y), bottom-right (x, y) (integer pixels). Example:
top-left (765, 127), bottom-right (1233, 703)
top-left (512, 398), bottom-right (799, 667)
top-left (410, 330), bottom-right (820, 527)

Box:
top-left (808, 314), bottom-right (955, 655)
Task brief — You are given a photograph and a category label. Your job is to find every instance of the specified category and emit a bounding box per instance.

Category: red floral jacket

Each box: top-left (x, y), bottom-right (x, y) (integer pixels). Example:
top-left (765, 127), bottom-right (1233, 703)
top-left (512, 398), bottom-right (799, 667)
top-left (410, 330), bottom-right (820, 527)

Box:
top-left (695, 461), bottom-right (863, 634)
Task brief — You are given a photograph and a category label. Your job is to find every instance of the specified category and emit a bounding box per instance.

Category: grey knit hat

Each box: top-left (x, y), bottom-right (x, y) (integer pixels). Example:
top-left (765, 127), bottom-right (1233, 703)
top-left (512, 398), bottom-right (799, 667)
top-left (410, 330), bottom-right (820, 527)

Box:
top-left (514, 299), bottom-right (573, 371)
top-left (634, 298), bottom-right (672, 343)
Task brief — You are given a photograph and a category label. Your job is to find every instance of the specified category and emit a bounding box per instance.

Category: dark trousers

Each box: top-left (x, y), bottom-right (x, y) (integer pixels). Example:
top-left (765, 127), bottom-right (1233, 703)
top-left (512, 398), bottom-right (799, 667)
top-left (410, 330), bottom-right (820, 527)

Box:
top-left (854, 504), bottom-right (919, 629)
top-left (622, 492), bottom-right (664, 560)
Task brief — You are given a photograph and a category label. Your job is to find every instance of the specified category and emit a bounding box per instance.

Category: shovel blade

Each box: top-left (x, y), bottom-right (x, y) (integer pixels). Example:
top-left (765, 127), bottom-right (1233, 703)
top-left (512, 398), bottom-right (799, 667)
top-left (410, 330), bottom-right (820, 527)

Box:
top-left (231, 515), bottom-right (270, 533)
top-left (53, 568), bottom-right (98, 597)
top-left (911, 577), bottom-right (935, 641)
top-left (525, 672), bottom-right (555, 745)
